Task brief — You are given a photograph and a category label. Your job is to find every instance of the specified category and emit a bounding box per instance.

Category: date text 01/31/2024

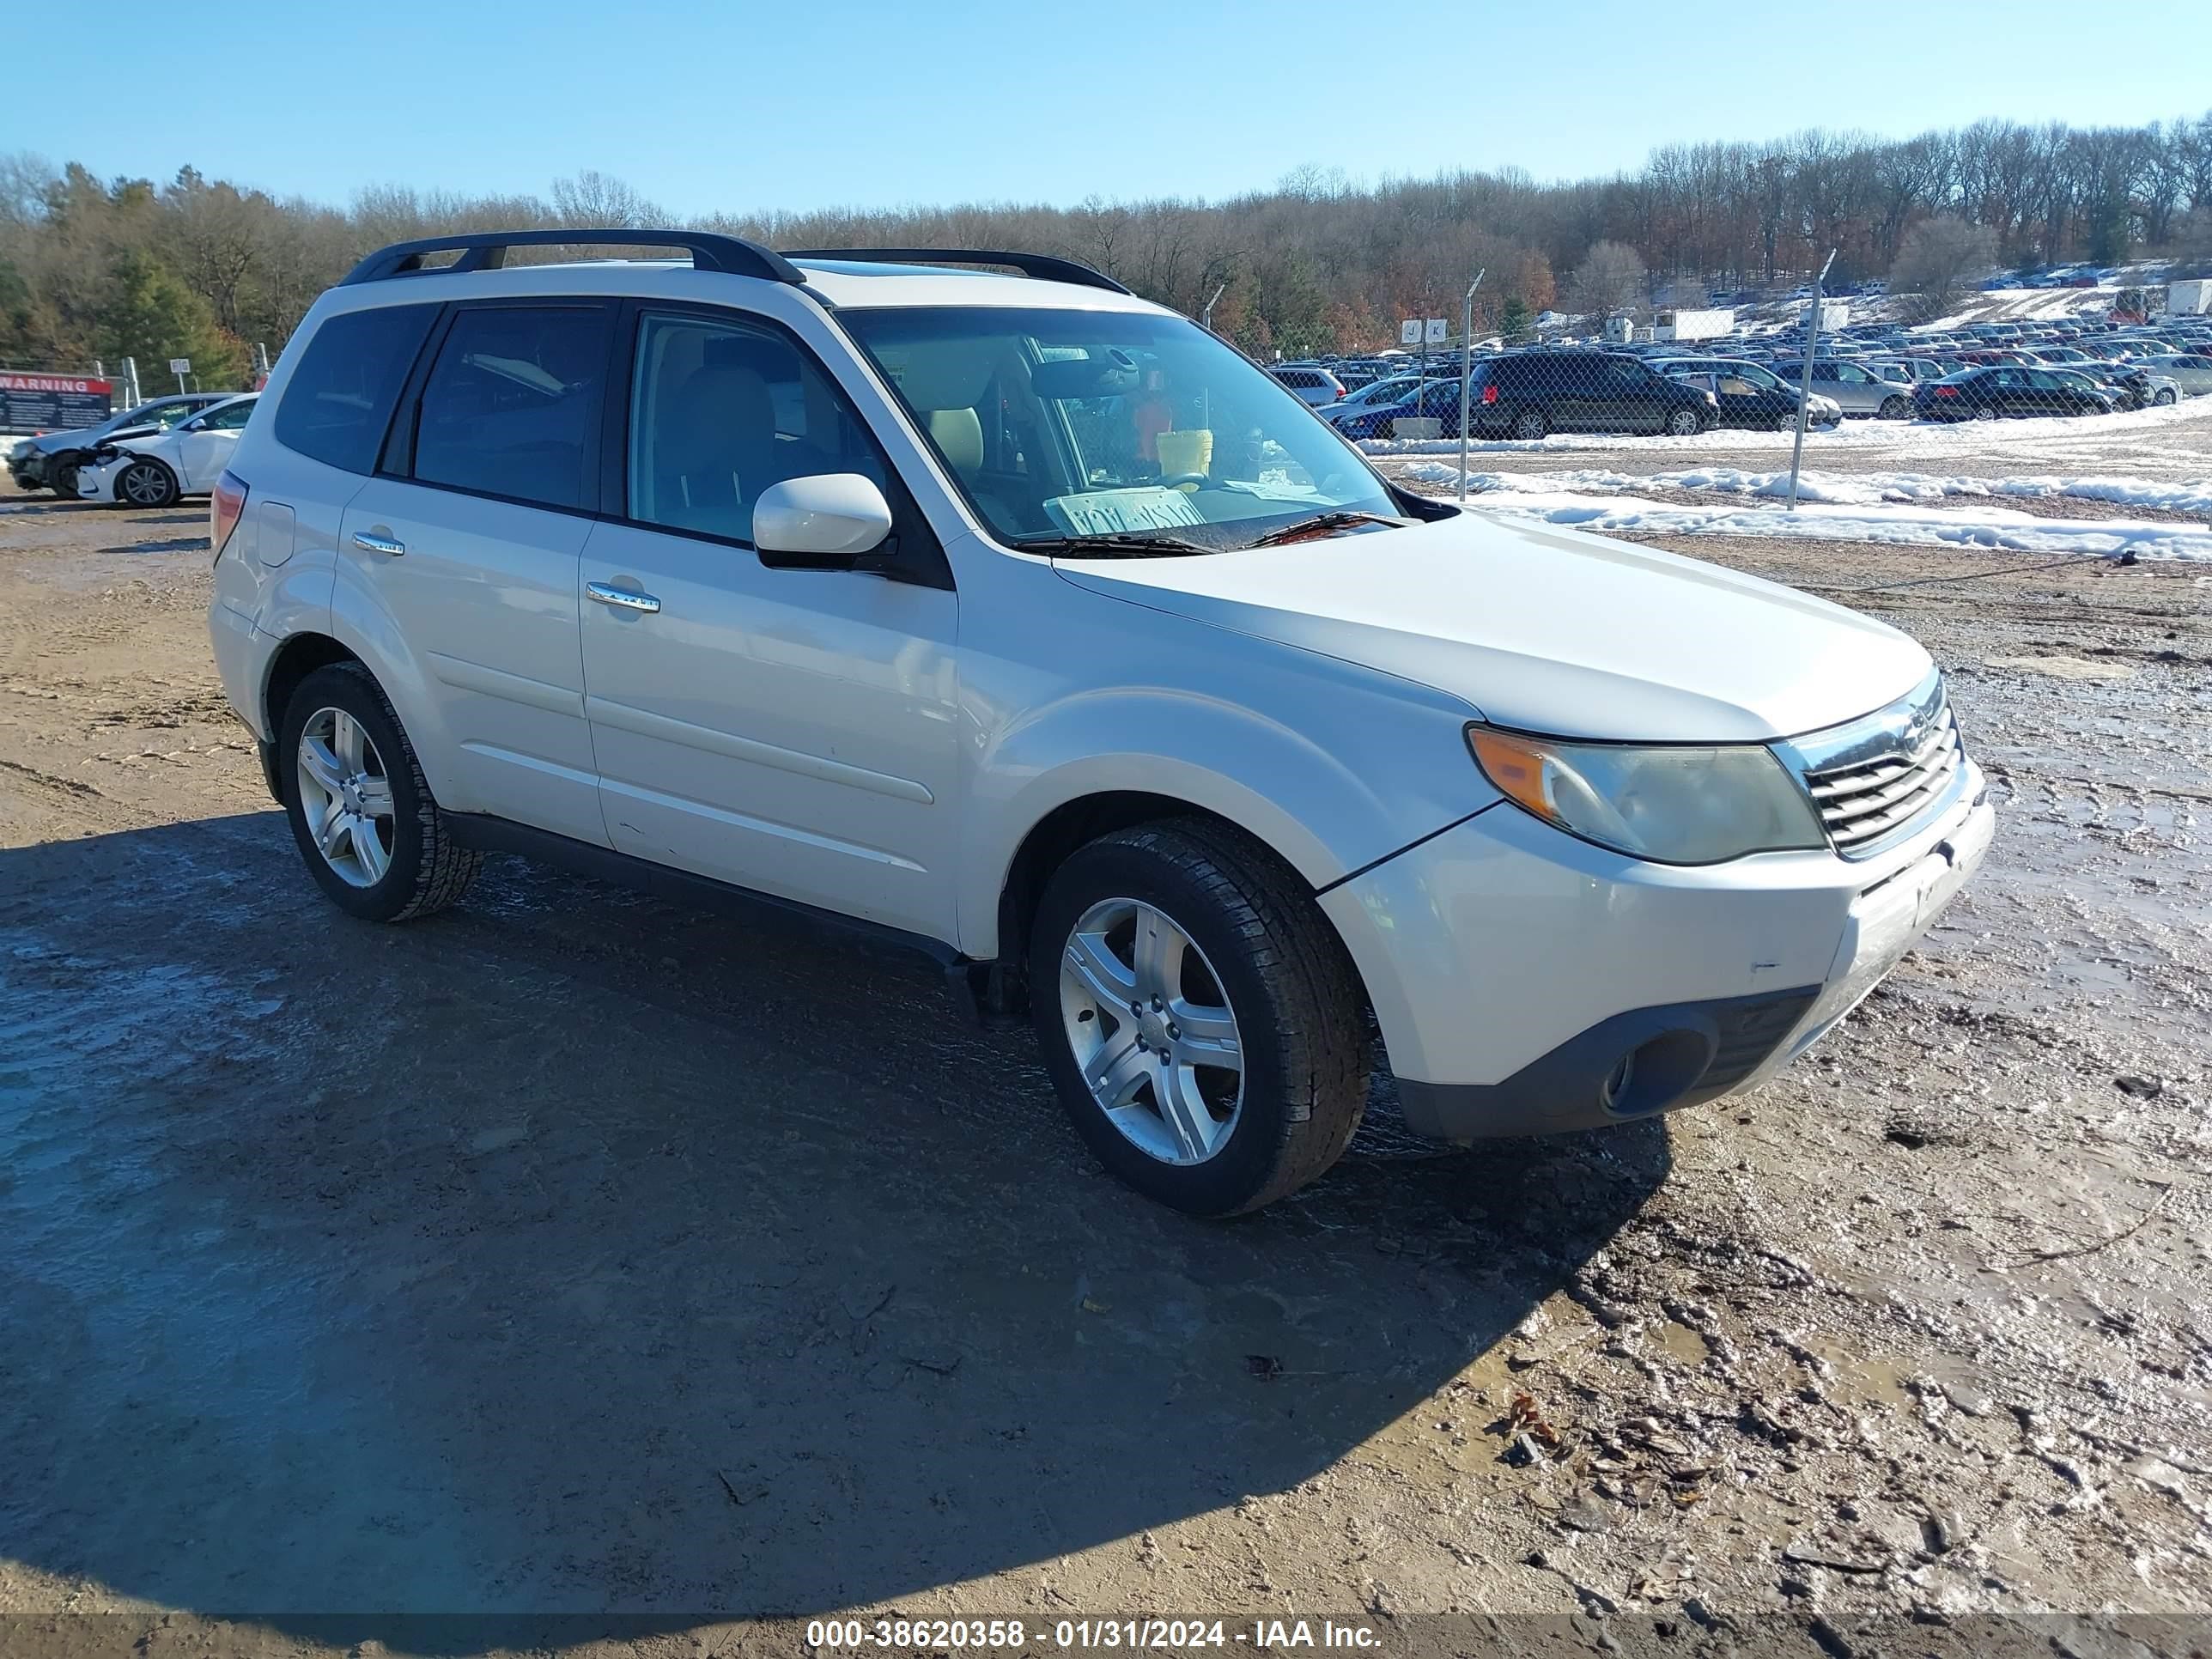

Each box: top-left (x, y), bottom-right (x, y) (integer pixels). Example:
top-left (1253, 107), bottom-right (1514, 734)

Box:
top-left (804, 1617), bottom-right (1383, 1650)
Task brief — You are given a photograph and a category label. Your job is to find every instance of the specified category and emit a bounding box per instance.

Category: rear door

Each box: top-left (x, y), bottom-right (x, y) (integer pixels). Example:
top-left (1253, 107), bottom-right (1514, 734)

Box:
top-left (337, 300), bottom-right (616, 846)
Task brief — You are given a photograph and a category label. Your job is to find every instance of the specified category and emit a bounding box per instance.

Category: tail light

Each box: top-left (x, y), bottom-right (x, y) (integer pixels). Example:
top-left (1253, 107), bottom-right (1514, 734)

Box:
top-left (1480, 384), bottom-right (1499, 404)
top-left (211, 470), bottom-right (249, 563)
top-left (1934, 386), bottom-right (1958, 398)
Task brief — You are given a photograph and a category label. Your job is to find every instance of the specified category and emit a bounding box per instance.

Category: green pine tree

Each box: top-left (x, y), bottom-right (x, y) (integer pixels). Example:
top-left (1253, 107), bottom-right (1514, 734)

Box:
top-left (96, 251), bottom-right (248, 390)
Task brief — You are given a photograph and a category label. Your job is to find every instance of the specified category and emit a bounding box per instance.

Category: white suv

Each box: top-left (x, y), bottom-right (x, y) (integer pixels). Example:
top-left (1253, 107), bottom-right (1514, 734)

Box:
top-left (207, 230), bottom-right (1994, 1216)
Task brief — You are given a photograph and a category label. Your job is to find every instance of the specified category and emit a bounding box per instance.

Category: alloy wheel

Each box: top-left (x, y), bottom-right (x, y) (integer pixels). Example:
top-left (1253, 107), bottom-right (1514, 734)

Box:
top-left (295, 706), bottom-right (396, 888)
top-left (1058, 896), bottom-right (1244, 1165)
top-left (120, 462), bottom-right (172, 507)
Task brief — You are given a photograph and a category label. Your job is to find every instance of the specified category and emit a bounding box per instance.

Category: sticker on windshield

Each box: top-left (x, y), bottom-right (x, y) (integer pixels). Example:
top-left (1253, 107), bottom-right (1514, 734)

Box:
top-left (1043, 486), bottom-right (1206, 536)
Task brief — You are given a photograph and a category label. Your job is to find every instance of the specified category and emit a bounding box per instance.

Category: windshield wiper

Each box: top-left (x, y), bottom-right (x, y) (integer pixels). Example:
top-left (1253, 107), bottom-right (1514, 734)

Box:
top-left (1020, 532), bottom-right (1218, 559)
top-left (1243, 510), bottom-right (1401, 548)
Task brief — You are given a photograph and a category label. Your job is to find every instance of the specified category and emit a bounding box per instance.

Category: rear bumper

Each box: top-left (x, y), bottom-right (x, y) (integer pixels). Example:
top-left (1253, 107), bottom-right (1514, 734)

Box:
top-left (1323, 765), bottom-right (1995, 1142)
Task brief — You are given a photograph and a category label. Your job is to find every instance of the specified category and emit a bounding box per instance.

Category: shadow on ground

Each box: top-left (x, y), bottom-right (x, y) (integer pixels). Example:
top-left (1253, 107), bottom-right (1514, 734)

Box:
top-left (0, 813), bottom-right (1667, 1638)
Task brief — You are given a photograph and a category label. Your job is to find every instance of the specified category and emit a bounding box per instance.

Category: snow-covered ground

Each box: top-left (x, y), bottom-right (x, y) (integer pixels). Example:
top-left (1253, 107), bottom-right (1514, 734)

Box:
top-left (1442, 488), bottom-right (2212, 562)
top-left (1370, 398), bottom-right (2212, 561)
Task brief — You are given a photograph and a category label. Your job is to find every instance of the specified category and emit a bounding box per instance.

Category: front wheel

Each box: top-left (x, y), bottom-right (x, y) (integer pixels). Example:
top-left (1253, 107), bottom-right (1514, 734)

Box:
top-left (115, 458), bottom-right (179, 507)
top-left (279, 662), bottom-right (482, 922)
top-left (1029, 820), bottom-right (1367, 1216)
top-left (51, 460), bottom-right (81, 499)
top-left (2155, 388), bottom-right (2177, 406)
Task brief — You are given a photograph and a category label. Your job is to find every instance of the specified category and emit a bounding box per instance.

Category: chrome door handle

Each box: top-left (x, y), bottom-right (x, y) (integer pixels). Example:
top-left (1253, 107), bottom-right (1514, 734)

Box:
top-left (351, 530), bottom-right (405, 557)
top-left (587, 581), bottom-right (661, 615)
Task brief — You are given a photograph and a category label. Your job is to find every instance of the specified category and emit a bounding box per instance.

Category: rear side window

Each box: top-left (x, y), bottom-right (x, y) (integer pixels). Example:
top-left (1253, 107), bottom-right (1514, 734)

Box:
top-left (412, 305), bottom-right (611, 511)
top-left (273, 304), bottom-right (438, 473)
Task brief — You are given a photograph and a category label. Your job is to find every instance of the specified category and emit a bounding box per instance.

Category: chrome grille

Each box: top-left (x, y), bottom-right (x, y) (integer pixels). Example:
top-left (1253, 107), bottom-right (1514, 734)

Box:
top-left (1781, 672), bottom-right (1966, 859)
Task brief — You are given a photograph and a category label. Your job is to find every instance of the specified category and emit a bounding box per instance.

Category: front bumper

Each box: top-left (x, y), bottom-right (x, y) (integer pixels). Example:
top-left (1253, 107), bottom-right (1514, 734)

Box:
top-left (1322, 763), bottom-right (1994, 1140)
top-left (69, 457), bottom-right (123, 504)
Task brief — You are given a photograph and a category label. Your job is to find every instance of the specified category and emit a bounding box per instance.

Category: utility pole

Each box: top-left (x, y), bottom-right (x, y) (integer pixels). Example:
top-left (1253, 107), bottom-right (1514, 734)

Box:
top-left (1786, 248), bottom-right (1838, 511)
top-left (1200, 283), bottom-right (1225, 331)
top-left (1458, 270), bottom-right (1486, 501)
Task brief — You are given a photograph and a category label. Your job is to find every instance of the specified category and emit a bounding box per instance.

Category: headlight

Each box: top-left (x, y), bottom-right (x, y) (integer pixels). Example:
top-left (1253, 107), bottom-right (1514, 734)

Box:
top-left (1468, 725), bottom-right (1827, 865)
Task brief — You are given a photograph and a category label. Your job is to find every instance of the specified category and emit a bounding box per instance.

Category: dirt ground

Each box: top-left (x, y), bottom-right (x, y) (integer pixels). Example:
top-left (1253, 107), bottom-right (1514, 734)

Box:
top-left (2, 474), bottom-right (2209, 1659)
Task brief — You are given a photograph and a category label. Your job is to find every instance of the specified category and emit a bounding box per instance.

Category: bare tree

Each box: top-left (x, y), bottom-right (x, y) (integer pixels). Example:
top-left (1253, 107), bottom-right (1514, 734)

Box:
top-left (1890, 216), bottom-right (2000, 320)
top-left (1565, 240), bottom-right (1647, 322)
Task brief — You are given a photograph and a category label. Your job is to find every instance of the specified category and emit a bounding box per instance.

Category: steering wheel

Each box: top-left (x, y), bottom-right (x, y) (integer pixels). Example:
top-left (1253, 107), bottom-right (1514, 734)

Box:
top-left (1158, 472), bottom-right (1209, 489)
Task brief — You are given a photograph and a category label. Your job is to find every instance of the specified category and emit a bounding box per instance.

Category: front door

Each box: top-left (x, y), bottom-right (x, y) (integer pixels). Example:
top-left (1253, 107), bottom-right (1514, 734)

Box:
top-left (579, 306), bottom-right (961, 944)
top-left (173, 397), bottom-right (257, 490)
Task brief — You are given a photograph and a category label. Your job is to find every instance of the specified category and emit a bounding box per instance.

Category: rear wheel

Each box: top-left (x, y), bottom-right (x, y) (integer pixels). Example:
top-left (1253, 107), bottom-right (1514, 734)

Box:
top-left (116, 458), bottom-right (179, 507)
top-left (1878, 395), bottom-right (1910, 421)
top-left (1028, 820), bottom-right (1366, 1216)
top-left (1664, 408), bottom-right (1701, 437)
top-left (1510, 406), bottom-right (1547, 442)
top-left (1973, 405), bottom-right (1997, 422)
top-left (279, 662), bottom-right (482, 922)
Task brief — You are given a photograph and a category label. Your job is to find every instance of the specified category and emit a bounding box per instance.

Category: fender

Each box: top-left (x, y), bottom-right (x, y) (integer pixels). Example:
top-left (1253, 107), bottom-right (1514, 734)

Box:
top-left (953, 586), bottom-right (1498, 958)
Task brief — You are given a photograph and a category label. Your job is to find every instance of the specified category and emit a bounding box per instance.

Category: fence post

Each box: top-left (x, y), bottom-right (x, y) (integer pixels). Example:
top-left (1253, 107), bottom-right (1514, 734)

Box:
top-left (122, 356), bottom-right (140, 409)
top-left (1458, 270), bottom-right (1485, 502)
top-left (1786, 248), bottom-right (1838, 511)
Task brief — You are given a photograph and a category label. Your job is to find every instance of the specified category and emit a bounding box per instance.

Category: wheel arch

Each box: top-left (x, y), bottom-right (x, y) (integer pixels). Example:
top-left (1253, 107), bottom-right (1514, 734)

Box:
top-left (984, 787), bottom-right (1379, 1028)
top-left (261, 630), bottom-right (365, 740)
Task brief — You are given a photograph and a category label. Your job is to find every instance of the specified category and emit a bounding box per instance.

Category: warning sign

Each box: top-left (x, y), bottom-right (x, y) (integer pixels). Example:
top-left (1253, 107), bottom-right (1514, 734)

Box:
top-left (1, 373), bottom-right (115, 432)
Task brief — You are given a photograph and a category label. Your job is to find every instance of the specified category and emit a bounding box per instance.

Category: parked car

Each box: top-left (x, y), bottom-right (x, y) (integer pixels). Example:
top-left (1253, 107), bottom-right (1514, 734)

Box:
top-left (1802, 360), bottom-right (1914, 418)
top-left (1267, 365), bottom-right (1346, 405)
top-left (1468, 350), bottom-right (1717, 439)
top-left (71, 393), bottom-right (259, 507)
top-left (1914, 365), bottom-right (2116, 421)
top-left (7, 392), bottom-right (234, 495)
top-left (1655, 359), bottom-right (1841, 429)
top-left (1322, 374), bottom-right (1421, 421)
top-left (208, 228), bottom-right (1991, 1216)
top-left (2131, 353), bottom-right (2212, 394)
top-left (1328, 375), bottom-right (1475, 441)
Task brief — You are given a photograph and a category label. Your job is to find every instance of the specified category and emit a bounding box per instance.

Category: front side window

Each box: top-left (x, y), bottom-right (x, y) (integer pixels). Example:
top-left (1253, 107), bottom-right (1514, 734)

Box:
top-left (201, 398), bottom-right (257, 431)
top-left (626, 311), bottom-right (889, 543)
top-left (838, 306), bottom-right (1396, 549)
top-left (412, 306), bottom-right (610, 510)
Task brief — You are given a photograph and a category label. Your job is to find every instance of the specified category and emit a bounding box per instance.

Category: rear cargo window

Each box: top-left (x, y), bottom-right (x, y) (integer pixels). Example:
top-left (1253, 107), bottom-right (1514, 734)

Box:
top-left (272, 304), bottom-right (438, 474)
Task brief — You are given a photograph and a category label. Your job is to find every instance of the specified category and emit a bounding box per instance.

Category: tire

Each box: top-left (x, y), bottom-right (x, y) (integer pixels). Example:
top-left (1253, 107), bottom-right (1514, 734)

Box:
top-left (1774, 412), bottom-right (1799, 433)
top-left (1664, 408), bottom-right (1701, 437)
top-left (1878, 396), bottom-right (1910, 421)
top-left (1972, 405), bottom-right (1997, 422)
top-left (115, 457), bottom-right (179, 508)
top-left (51, 460), bottom-right (81, 500)
top-left (1027, 819), bottom-right (1367, 1217)
top-left (2155, 388), bottom-right (2177, 406)
top-left (278, 661), bottom-right (482, 923)
top-left (1510, 406), bottom-right (1547, 442)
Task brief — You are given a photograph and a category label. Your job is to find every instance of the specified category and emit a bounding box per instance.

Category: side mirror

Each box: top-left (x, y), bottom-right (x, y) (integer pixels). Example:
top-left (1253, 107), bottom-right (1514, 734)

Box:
top-left (752, 473), bottom-right (894, 562)
top-left (182, 418), bottom-right (207, 432)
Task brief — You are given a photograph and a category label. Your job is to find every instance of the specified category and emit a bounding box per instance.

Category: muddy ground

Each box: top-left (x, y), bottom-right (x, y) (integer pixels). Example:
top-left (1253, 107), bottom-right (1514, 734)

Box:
top-left (1, 475), bottom-right (2208, 1658)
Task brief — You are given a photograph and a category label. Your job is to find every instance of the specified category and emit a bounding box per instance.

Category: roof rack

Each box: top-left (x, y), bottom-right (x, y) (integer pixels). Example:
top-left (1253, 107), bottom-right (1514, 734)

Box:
top-left (339, 228), bottom-right (806, 287)
top-left (780, 247), bottom-right (1132, 295)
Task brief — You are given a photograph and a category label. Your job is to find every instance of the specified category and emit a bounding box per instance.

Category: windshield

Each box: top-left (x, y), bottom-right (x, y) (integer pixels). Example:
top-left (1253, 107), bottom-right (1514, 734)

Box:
top-left (837, 306), bottom-right (1399, 550)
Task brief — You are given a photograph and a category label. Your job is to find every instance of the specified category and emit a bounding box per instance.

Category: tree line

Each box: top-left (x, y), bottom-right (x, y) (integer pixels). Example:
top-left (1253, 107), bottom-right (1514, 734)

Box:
top-left (3, 112), bottom-right (2209, 380)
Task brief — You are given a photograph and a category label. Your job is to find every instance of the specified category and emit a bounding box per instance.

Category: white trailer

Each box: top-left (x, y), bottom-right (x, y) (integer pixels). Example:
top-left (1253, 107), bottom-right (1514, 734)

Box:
top-left (1653, 307), bottom-right (1735, 342)
top-left (2167, 279), bottom-right (2212, 316)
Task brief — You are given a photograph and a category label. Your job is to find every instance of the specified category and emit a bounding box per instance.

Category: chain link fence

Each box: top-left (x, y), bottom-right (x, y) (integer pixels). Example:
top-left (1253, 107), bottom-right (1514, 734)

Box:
top-left (1235, 291), bottom-right (2212, 499)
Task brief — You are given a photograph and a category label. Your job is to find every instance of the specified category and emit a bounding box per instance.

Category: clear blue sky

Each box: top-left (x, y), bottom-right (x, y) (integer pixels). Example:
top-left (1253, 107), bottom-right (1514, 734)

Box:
top-left (8, 0), bottom-right (2207, 216)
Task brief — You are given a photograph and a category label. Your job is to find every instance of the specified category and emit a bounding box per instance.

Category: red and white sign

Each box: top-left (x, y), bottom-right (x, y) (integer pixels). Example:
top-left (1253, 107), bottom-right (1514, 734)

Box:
top-left (0, 373), bottom-right (113, 396)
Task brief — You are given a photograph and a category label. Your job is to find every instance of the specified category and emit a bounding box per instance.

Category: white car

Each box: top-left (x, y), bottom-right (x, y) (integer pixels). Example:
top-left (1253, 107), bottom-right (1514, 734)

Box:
top-left (75, 393), bottom-right (259, 507)
top-left (2132, 353), bottom-right (2212, 394)
top-left (207, 231), bottom-right (1993, 1216)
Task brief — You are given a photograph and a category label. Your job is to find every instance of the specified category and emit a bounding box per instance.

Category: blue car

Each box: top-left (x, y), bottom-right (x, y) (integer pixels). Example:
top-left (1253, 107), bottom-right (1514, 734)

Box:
top-left (1327, 375), bottom-right (1474, 440)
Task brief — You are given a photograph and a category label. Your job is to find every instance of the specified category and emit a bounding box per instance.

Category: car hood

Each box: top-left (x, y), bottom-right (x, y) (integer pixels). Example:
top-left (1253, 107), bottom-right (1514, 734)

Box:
top-left (31, 421), bottom-right (155, 453)
top-left (1053, 511), bottom-right (1931, 743)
